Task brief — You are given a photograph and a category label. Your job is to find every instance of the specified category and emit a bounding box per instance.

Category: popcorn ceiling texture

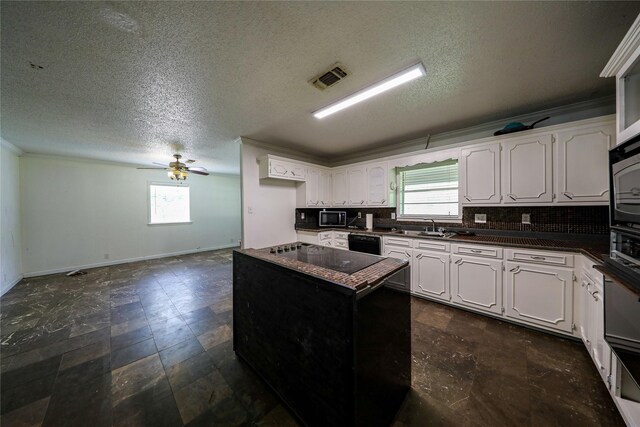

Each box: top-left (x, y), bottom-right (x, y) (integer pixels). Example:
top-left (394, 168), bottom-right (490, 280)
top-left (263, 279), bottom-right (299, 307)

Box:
top-left (295, 206), bottom-right (610, 235)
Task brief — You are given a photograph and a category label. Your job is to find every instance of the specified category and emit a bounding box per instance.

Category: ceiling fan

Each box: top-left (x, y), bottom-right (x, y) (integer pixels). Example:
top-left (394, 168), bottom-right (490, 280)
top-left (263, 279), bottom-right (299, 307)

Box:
top-left (137, 154), bottom-right (209, 181)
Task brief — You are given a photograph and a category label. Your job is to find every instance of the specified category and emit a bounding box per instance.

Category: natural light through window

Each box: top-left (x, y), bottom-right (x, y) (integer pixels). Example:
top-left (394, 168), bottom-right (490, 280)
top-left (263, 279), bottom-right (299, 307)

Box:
top-left (149, 183), bottom-right (191, 224)
top-left (397, 159), bottom-right (459, 219)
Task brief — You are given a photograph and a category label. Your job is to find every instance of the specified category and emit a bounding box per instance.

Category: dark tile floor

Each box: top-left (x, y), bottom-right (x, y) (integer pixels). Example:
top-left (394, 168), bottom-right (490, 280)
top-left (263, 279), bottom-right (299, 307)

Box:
top-left (0, 249), bottom-right (624, 426)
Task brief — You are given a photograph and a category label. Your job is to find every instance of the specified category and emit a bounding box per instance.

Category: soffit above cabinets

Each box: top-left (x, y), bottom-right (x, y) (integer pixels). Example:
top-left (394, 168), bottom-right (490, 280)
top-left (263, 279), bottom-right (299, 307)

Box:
top-left (2, 3), bottom-right (639, 173)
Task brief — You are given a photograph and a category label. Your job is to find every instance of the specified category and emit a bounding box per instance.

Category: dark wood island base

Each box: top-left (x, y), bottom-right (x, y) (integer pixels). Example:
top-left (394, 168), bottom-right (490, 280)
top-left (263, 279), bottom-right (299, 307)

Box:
top-left (233, 248), bottom-right (411, 427)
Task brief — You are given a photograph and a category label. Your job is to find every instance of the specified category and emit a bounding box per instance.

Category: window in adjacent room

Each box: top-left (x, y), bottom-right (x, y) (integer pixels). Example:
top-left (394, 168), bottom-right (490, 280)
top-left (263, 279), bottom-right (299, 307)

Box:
top-left (148, 183), bottom-right (191, 224)
top-left (396, 159), bottom-right (459, 220)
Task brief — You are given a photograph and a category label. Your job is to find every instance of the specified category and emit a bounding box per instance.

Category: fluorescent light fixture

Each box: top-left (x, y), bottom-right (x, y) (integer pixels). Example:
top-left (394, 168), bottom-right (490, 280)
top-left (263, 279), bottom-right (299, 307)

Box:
top-left (313, 62), bottom-right (426, 119)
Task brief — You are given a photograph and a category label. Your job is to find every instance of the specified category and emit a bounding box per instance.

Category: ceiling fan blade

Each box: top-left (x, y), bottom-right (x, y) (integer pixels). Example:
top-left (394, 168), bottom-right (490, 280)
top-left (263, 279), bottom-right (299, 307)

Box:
top-left (152, 162), bottom-right (167, 167)
top-left (137, 167), bottom-right (168, 170)
top-left (188, 166), bottom-right (207, 171)
top-left (186, 159), bottom-right (196, 164)
top-left (189, 170), bottom-right (209, 176)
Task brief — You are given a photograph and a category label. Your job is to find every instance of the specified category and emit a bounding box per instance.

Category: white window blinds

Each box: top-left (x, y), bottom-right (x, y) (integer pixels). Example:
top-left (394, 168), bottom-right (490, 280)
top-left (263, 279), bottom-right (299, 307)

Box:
top-left (397, 159), bottom-right (459, 218)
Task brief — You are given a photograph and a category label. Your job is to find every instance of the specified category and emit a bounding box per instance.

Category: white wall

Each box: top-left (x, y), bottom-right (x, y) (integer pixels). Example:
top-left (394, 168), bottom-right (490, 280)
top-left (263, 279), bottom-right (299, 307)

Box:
top-left (240, 139), bottom-right (308, 249)
top-left (1, 142), bottom-right (23, 294)
top-left (20, 156), bottom-right (241, 276)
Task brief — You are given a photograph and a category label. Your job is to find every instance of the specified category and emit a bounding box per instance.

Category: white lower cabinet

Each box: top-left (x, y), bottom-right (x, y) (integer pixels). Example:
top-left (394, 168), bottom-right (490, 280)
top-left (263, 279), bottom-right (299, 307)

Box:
top-left (451, 255), bottom-right (503, 315)
top-left (412, 249), bottom-right (450, 302)
top-left (504, 262), bottom-right (574, 333)
top-left (581, 267), bottom-right (611, 382)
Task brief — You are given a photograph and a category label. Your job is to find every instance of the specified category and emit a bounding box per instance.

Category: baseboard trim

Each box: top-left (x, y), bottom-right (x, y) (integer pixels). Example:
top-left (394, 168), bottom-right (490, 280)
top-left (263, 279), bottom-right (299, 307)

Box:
top-left (1, 274), bottom-right (24, 296)
top-left (22, 244), bottom-right (238, 278)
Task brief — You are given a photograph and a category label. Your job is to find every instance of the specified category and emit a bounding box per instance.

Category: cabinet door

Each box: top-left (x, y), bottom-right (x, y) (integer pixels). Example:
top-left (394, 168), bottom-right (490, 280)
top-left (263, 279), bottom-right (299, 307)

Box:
top-left (367, 163), bottom-right (388, 206)
top-left (579, 279), bottom-right (592, 348)
top-left (269, 159), bottom-right (291, 178)
top-left (502, 135), bottom-right (553, 203)
top-left (332, 169), bottom-right (348, 206)
top-left (305, 168), bottom-right (320, 206)
top-left (556, 124), bottom-right (614, 203)
top-left (590, 281), bottom-right (611, 381)
top-left (347, 167), bottom-right (367, 206)
top-left (451, 255), bottom-right (503, 315)
top-left (505, 262), bottom-right (573, 333)
top-left (460, 144), bottom-right (501, 204)
top-left (383, 247), bottom-right (412, 292)
top-left (289, 163), bottom-right (306, 180)
top-left (413, 249), bottom-right (450, 302)
top-left (318, 170), bottom-right (332, 207)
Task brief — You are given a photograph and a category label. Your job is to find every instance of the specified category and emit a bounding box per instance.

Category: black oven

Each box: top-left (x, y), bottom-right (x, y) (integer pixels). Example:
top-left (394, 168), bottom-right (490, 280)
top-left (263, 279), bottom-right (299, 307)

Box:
top-left (610, 136), bottom-right (640, 232)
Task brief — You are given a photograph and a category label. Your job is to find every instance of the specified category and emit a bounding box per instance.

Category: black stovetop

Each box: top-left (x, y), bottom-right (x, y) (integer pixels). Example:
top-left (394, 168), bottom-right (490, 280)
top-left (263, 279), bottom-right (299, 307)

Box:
top-left (274, 244), bottom-right (382, 275)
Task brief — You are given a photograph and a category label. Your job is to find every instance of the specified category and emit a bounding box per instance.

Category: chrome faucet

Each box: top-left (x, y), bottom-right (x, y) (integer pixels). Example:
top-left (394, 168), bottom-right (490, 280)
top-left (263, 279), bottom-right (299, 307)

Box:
top-left (425, 219), bottom-right (436, 232)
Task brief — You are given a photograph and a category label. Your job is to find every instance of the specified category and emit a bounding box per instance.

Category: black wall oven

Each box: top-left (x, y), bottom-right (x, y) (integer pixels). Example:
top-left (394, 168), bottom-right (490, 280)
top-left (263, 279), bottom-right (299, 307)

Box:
top-left (610, 136), bottom-right (640, 232)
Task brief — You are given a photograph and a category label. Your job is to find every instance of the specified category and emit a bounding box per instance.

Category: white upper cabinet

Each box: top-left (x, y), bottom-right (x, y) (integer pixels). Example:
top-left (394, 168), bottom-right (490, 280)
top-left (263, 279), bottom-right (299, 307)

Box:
top-left (460, 143), bottom-right (501, 204)
top-left (305, 167), bottom-right (320, 206)
top-left (332, 169), bottom-right (348, 206)
top-left (556, 122), bottom-right (615, 204)
top-left (318, 169), bottom-right (332, 207)
top-left (259, 155), bottom-right (306, 181)
top-left (366, 162), bottom-right (388, 206)
top-left (347, 166), bottom-right (367, 206)
top-left (601, 14), bottom-right (640, 144)
top-left (501, 134), bottom-right (553, 203)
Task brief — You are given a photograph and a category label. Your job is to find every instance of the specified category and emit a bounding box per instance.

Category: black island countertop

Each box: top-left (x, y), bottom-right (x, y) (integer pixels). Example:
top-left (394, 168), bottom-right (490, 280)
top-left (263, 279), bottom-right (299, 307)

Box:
top-left (237, 243), bottom-right (408, 291)
top-left (296, 226), bottom-right (610, 263)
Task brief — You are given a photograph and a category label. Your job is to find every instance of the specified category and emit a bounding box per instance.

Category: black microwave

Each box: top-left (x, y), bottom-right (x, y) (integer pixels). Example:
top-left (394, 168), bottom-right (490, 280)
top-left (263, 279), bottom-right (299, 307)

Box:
top-left (319, 211), bottom-right (346, 227)
top-left (610, 136), bottom-right (640, 233)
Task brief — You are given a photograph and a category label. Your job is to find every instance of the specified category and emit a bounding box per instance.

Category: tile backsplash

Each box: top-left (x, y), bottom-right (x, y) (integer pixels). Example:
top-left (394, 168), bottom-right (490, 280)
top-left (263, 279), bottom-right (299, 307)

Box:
top-left (295, 206), bottom-right (609, 235)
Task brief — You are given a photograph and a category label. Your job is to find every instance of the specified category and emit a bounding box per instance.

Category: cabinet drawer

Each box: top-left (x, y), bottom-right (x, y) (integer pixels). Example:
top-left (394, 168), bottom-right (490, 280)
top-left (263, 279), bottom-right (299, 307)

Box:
top-left (414, 239), bottom-right (450, 252)
top-left (452, 244), bottom-right (502, 259)
top-left (333, 232), bottom-right (350, 240)
top-left (334, 240), bottom-right (348, 249)
top-left (318, 232), bottom-right (333, 242)
top-left (383, 237), bottom-right (413, 249)
top-left (505, 249), bottom-right (573, 267)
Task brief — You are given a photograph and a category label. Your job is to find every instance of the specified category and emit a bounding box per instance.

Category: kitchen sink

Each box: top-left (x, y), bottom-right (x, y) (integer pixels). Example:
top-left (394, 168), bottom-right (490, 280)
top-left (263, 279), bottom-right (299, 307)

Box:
top-left (390, 230), bottom-right (455, 239)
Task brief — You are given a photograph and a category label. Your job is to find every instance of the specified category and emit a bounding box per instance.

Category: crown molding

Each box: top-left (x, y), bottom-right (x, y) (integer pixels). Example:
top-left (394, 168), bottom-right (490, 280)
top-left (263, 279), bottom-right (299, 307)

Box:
top-left (332, 96), bottom-right (615, 165)
top-left (601, 13), bottom-right (640, 77)
top-left (239, 137), bottom-right (330, 166)
top-left (1, 138), bottom-right (24, 156)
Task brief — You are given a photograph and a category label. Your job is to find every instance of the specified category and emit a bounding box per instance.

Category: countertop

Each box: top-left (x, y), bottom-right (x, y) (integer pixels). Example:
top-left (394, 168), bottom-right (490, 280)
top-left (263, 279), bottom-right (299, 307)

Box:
top-left (296, 227), bottom-right (609, 263)
top-left (236, 245), bottom-right (409, 291)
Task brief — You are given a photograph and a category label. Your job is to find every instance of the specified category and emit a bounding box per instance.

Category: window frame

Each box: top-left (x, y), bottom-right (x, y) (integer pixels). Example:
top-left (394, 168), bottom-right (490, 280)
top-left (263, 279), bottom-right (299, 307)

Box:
top-left (147, 182), bottom-right (193, 226)
top-left (395, 159), bottom-right (462, 222)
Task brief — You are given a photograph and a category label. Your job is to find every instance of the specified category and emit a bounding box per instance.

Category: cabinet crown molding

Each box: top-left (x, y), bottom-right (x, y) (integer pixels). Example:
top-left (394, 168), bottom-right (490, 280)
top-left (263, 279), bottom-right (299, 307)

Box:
top-left (601, 13), bottom-right (640, 77)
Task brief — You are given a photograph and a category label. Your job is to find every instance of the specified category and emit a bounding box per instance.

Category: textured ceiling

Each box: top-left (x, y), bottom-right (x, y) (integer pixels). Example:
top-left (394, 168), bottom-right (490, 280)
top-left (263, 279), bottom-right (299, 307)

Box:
top-left (2, 2), bottom-right (639, 174)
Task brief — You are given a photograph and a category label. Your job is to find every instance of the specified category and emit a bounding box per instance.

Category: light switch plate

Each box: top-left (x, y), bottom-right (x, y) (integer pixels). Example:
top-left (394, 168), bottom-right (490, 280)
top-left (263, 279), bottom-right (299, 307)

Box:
top-left (391, 212), bottom-right (396, 220)
top-left (358, 212), bottom-right (362, 218)
top-left (475, 214), bottom-right (487, 224)
top-left (522, 213), bottom-right (531, 224)
top-left (301, 213), bottom-right (305, 220)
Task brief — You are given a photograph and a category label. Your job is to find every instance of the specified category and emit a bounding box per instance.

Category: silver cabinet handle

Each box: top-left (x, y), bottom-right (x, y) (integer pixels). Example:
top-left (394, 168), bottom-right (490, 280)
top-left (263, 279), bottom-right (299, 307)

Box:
top-left (531, 256), bottom-right (546, 260)
top-left (455, 259), bottom-right (462, 265)
top-left (592, 290), bottom-right (599, 301)
top-left (510, 266), bottom-right (520, 272)
top-left (470, 249), bottom-right (482, 253)
top-left (464, 196), bottom-right (471, 202)
top-left (508, 194), bottom-right (516, 200)
top-left (405, 251), bottom-right (412, 258)
top-left (563, 192), bottom-right (574, 200)
top-left (360, 200), bottom-right (365, 205)
top-left (381, 199), bottom-right (386, 204)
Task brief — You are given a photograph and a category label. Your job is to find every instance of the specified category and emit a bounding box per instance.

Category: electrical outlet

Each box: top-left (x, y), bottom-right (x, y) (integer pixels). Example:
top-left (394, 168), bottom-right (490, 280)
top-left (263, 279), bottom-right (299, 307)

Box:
top-left (474, 214), bottom-right (487, 224)
top-left (358, 212), bottom-right (362, 218)
top-left (522, 213), bottom-right (531, 224)
top-left (247, 206), bottom-right (253, 214)
top-left (301, 213), bottom-right (305, 220)
top-left (391, 212), bottom-right (396, 220)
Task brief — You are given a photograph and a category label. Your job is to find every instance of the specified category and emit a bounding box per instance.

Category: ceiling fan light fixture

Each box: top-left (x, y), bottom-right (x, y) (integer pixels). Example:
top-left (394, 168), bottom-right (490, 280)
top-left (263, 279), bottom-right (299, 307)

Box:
top-left (312, 62), bottom-right (426, 119)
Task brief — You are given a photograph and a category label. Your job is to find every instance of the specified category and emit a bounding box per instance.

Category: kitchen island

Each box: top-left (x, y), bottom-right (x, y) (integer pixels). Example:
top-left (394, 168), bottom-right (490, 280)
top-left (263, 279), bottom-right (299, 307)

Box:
top-left (233, 243), bottom-right (411, 427)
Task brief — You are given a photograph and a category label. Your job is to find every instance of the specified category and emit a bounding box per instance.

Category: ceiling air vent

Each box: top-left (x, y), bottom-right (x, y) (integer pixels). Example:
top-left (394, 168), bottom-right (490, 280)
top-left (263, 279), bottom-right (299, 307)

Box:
top-left (309, 63), bottom-right (350, 91)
